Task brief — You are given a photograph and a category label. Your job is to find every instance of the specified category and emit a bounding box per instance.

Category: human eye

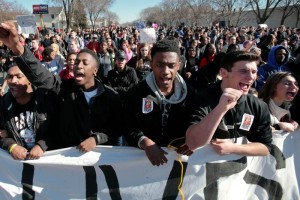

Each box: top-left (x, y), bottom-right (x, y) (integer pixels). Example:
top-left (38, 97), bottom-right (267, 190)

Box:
top-left (156, 62), bottom-right (163, 68)
top-left (6, 74), bottom-right (12, 80)
top-left (168, 63), bottom-right (176, 69)
top-left (17, 74), bottom-right (24, 79)
top-left (74, 59), bottom-right (80, 65)
top-left (239, 69), bottom-right (247, 74)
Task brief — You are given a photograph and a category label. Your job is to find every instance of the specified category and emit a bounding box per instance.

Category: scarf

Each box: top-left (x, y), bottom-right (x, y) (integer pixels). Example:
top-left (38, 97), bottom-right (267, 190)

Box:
top-left (268, 99), bottom-right (291, 125)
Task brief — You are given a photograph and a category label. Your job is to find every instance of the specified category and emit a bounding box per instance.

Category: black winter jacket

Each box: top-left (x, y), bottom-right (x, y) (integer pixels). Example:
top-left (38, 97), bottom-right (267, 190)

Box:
top-left (0, 88), bottom-right (59, 151)
top-left (188, 81), bottom-right (273, 150)
top-left (14, 47), bottom-right (123, 148)
top-left (124, 80), bottom-right (196, 147)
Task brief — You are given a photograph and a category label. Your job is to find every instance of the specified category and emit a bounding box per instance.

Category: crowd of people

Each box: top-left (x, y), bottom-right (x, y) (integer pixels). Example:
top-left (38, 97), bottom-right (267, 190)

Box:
top-left (0, 21), bottom-right (299, 166)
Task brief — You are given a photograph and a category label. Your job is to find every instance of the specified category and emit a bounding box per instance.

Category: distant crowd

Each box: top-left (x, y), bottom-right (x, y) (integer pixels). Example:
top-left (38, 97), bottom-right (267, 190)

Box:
top-left (0, 21), bottom-right (299, 165)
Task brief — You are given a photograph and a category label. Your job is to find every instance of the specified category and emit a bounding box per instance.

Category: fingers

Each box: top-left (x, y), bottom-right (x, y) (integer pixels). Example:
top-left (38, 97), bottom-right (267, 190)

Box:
top-left (151, 156), bottom-right (168, 166)
top-left (223, 88), bottom-right (242, 102)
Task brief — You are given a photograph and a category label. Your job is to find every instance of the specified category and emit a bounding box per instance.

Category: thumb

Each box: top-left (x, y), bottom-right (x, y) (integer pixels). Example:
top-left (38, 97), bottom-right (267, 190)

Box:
top-left (213, 138), bottom-right (224, 143)
top-left (162, 148), bottom-right (168, 155)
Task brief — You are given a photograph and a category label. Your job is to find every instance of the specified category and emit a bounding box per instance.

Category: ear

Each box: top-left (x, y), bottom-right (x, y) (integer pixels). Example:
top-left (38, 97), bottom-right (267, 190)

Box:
top-left (219, 68), bottom-right (229, 79)
top-left (94, 67), bottom-right (98, 76)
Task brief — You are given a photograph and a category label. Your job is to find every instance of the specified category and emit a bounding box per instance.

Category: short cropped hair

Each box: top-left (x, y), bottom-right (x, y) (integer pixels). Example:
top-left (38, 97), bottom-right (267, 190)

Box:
top-left (78, 48), bottom-right (100, 68)
top-left (220, 51), bottom-right (259, 71)
top-left (150, 39), bottom-right (180, 58)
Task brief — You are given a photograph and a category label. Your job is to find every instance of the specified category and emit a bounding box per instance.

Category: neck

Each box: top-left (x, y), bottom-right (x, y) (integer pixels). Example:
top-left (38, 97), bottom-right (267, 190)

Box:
top-left (82, 79), bottom-right (97, 92)
top-left (272, 97), bottom-right (284, 106)
top-left (160, 88), bottom-right (174, 97)
top-left (16, 92), bottom-right (33, 105)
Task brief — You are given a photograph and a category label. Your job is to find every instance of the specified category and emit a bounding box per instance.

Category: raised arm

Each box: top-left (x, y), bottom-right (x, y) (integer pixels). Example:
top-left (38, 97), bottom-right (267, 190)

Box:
top-left (186, 88), bottom-right (242, 150)
top-left (0, 22), bottom-right (61, 92)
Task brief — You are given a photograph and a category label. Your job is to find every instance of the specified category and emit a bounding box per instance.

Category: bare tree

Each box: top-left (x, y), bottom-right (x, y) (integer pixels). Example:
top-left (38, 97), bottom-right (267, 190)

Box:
top-left (139, 6), bottom-right (162, 25)
top-left (158, 0), bottom-right (186, 26)
top-left (183, 0), bottom-right (215, 26)
top-left (295, 3), bottom-right (300, 26)
top-left (104, 11), bottom-right (119, 26)
top-left (248, 0), bottom-right (282, 24)
top-left (0, 0), bottom-right (29, 21)
top-left (46, 0), bottom-right (76, 32)
top-left (82, 0), bottom-right (114, 30)
top-left (210, 0), bottom-right (250, 26)
top-left (277, 0), bottom-right (299, 25)
top-left (72, 0), bottom-right (87, 29)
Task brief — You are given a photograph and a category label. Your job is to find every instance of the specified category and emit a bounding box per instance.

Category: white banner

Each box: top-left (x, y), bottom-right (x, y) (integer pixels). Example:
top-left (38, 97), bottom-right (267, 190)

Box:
top-left (139, 28), bottom-right (156, 44)
top-left (0, 131), bottom-right (299, 200)
top-left (16, 15), bottom-right (36, 34)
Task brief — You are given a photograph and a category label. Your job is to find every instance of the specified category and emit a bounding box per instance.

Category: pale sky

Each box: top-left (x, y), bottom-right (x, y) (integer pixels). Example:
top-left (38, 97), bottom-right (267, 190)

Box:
top-left (17, 0), bottom-right (162, 23)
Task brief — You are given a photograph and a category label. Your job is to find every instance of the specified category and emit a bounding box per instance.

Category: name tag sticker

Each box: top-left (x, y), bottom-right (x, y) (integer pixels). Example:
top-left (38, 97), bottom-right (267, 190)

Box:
top-left (239, 114), bottom-right (254, 131)
top-left (142, 98), bottom-right (153, 114)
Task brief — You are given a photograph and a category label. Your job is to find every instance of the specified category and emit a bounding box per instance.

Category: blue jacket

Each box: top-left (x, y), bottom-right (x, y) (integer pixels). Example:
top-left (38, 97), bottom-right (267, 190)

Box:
top-left (256, 45), bottom-right (290, 91)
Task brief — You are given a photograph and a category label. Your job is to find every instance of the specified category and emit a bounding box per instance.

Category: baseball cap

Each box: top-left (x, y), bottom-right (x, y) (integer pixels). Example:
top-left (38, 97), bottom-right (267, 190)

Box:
top-left (115, 51), bottom-right (126, 60)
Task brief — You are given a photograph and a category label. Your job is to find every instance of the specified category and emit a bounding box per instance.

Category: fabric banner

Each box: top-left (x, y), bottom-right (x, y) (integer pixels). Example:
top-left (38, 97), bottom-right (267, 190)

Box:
top-left (139, 28), bottom-right (156, 44)
top-left (0, 131), bottom-right (299, 200)
top-left (16, 15), bottom-right (36, 34)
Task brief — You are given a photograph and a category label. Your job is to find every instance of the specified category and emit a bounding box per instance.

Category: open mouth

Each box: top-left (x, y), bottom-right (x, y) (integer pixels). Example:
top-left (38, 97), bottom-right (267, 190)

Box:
top-left (286, 91), bottom-right (297, 98)
top-left (239, 82), bottom-right (251, 92)
top-left (75, 71), bottom-right (85, 81)
top-left (161, 77), bottom-right (171, 84)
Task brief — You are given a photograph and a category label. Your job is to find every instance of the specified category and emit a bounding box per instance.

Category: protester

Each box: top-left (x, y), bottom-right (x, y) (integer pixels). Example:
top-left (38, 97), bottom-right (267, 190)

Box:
top-left (67, 39), bottom-right (80, 53)
top-left (182, 46), bottom-right (199, 89)
top-left (107, 50), bottom-right (139, 101)
top-left (0, 63), bottom-right (58, 160)
top-left (124, 39), bottom-right (194, 166)
top-left (199, 43), bottom-right (216, 69)
top-left (30, 38), bottom-right (44, 61)
top-left (186, 51), bottom-right (272, 156)
top-left (98, 39), bottom-right (114, 83)
top-left (256, 45), bottom-right (290, 91)
top-left (86, 34), bottom-right (100, 54)
top-left (0, 22), bottom-right (123, 152)
top-left (258, 34), bottom-right (276, 62)
top-left (41, 46), bottom-right (64, 75)
top-left (258, 72), bottom-right (299, 132)
top-left (59, 52), bottom-right (77, 80)
top-left (50, 43), bottom-right (65, 68)
top-left (127, 43), bottom-right (152, 82)
top-left (222, 35), bottom-right (237, 53)
top-left (120, 40), bottom-right (133, 61)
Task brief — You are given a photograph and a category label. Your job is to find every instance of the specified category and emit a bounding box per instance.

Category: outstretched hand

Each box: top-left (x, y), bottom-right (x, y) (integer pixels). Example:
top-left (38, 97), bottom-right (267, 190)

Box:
top-left (0, 22), bottom-right (24, 56)
top-left (140, 137), bottom-right (168, 166)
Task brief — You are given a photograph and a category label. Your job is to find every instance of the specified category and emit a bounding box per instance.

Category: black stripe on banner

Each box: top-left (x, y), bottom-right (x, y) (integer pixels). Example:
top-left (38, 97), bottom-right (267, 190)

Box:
top-left (204, 156), bottom-right (247, 200)
top-left (244, 170), bottom-right (283, 200)
top-left (83, 166), bottom-right (98, 200)
top-left (21, 163), bottom-right (35, 200)
top-left (270, 144), bottom-right (286, 169)
top-left (162, 160), bottom-right (188, 200)
top-left (99, 165), bottom-right (121, 200)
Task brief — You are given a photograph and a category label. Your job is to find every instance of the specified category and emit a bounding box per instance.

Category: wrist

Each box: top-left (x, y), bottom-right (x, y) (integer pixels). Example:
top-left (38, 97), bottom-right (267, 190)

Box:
top-left (91, 134), bottom-right (99, 144)
top-left (8, 144), bottom-right (17, 154)
top-left (140, 137), bottom-right (155, 150)
top-left (10, 43), bottom-right (24, 57)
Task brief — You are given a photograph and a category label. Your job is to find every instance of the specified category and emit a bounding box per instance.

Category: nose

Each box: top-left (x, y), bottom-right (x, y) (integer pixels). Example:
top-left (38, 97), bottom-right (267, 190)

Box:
top-left (11, 75), bottom-right (18, 83)
top-left (246, 71), bottom-right (256, 81)
top-left (75, 61), bottom-right (83, 69)
top-left (160, 65), bottom-right (170, 74)
top-left (290, 82), bottom-right (299, 90)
